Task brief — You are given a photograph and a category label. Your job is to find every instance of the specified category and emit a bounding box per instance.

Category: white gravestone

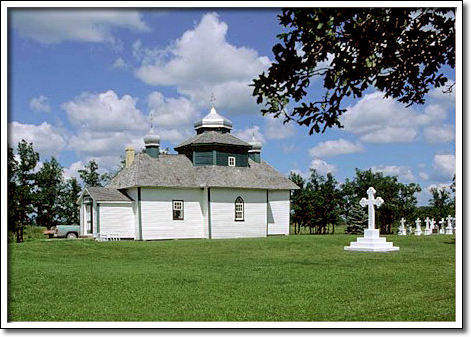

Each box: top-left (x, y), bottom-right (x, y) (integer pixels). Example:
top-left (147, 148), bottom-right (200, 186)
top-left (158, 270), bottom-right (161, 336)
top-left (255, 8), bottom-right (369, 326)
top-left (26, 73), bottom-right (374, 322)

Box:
top-left (424, 217), bottom-right (432, 235)
top-left (430, 218), bottom-right (436, 234)
top-left (398, 218), bottom-right (407, 235)
top-left (407, 224), bottom-right (413, 235)
top-left (445, 215), bottom-right (454, 235)
top-left (439, 218), bottom-right (446, 234)
top-left (415, 218), bottom-right (422, 236)
top-left (344, 187), bottom-right (399, 252)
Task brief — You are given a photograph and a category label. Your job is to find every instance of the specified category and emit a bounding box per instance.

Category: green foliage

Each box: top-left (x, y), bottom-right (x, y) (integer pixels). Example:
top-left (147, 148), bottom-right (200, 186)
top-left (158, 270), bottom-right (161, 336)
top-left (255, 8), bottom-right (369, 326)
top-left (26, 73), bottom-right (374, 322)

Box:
top-left (289, 170), bottom-right (343, 234)
top-left (8, 236), bottom-right (455, 321)
top-left (345, 202), bottom-right (367, 235)
top-left (35, 157), bottom-right (64, 229)
top-left (341, 169), bottom-right (421, 234)
top-left (252, 8), bottom-right (456, 134)
top-left (9, 140), bottom-right (40, 243)
top-left (58, 177), bottom-right (82, 226)
top-left (78, 159), bottom-right (108, 187)
top-left (428, 185), bottom-right (455, 219)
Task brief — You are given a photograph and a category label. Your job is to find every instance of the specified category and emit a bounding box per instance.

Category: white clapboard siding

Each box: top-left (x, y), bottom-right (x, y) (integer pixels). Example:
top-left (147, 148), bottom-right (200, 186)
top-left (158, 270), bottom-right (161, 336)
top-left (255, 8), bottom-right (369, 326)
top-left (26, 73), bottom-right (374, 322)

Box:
top-left (99, 203), bottom-right (135, 239)
top-left (267, 190), bottom-right (290, 235)
top-left (140, 187), bottom-right (206, 240)
top-left (124, 188), bottom-right (140, 239)
top-left (210, 188), bottom-right (267, 239)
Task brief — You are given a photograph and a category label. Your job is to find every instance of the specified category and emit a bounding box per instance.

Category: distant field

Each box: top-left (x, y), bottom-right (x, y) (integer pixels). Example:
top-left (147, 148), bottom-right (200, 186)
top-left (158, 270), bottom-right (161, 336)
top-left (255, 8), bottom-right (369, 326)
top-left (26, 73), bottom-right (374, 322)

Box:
top-left (8, 235), bottom-right (456, 322)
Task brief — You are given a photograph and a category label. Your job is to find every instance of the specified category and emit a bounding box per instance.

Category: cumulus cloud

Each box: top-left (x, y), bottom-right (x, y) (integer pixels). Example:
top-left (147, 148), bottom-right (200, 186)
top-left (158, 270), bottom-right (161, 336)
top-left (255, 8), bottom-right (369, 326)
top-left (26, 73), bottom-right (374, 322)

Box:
top-left (147, 91), bottom-right (199, 127)
top-left (432, 154), bottom-right (455, 181)
top-left (264, 115), bottom-right (296, 140)
top-left (309, 138), bottom-right (363, 157)
top-left (8, 121), bottom-right (67, 158)
top-left (371, 165), bottom-right (415, 183)
top-left (30, 95), bottom-right (51, 112)
top-left (112, 57), bottom-right (129, 70)
top-left (424, 124), bottom-right (455, 144)
top-left (63, 161), bottom-right (85, 180)
top-left (341, 91), bottom-right (452, 144)
top-left (310, 159), bottom-right (336, 175)
top-left (11, 9), bottom-right (149, 44)
top-left (233, 125), bottom-right (265, 144)
top-left (63, 90), bottom-right (148, 132)
top-left (134, 12), bottom-right (270, 114)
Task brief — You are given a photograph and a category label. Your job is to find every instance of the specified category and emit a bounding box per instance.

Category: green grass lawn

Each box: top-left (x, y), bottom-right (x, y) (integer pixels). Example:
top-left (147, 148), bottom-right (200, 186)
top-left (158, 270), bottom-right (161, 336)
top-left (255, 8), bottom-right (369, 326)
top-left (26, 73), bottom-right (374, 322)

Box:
top-left (8, 234), bottom-right (455, 322)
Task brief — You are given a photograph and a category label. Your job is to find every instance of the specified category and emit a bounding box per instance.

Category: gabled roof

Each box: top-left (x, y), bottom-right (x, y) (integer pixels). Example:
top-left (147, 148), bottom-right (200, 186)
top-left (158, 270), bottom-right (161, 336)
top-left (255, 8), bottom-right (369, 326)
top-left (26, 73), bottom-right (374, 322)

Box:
top-left (106, 153), bottom-right (299, 190)
top-left (175, 131), bottom-right (251, 150)
top-left (78, 186), bottom-right (133, 203)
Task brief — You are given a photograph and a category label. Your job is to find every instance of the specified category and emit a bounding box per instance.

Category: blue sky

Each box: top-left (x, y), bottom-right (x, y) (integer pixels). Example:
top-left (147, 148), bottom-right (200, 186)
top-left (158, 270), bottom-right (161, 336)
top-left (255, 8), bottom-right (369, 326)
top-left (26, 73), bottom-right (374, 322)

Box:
top-left (6, 6), bottom-right (458, 205)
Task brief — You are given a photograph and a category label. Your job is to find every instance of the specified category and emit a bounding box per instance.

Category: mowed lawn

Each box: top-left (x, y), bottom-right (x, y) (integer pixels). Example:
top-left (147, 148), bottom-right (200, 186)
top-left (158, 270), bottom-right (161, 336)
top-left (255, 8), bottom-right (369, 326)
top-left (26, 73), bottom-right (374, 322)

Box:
top-left (8, 234), bottom-right (455, 322)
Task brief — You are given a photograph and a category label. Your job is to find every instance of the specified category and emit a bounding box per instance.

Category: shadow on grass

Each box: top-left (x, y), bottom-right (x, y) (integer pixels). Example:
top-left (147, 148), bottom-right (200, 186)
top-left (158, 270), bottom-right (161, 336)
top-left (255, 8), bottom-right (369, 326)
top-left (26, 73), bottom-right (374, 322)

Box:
top-left (444, 238), bottom-right (455, 245)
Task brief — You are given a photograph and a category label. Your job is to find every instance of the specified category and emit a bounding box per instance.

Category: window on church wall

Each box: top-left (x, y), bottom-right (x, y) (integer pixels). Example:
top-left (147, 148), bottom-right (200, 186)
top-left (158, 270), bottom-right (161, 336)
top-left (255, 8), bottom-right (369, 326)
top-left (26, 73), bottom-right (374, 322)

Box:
top-left (173, 200), bottom-right (184, 220)
top-left (228, 156), bottom-right (236, 167)
top-left (235, 197), bottom-right (244, 221)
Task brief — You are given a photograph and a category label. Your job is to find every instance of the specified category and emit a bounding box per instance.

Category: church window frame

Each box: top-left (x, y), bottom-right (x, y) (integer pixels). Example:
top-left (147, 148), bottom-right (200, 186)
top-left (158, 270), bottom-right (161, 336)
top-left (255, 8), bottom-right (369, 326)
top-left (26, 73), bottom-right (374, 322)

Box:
top-left (172, 200), bottom-right (184, 220)
top-left (235, 197), bottom-right (244, 221)
top-left (228, 156), bottom-right (236, 167)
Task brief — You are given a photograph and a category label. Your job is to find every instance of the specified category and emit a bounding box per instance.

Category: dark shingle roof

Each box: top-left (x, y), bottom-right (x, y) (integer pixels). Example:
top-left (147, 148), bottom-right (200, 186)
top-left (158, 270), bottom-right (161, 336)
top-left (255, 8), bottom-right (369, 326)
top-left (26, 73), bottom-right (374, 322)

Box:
top-left (106, 153), bottom-right (299, 190)
top-left (83, 187), bottom-right (133, 202)
top-left (175, 131), bottom-right (251, 149)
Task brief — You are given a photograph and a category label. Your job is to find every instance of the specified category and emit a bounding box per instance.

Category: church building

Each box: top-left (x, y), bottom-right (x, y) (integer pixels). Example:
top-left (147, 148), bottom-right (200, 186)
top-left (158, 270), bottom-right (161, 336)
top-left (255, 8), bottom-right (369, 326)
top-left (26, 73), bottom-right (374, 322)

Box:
top-left (77, 106), bottom-right (299, 240)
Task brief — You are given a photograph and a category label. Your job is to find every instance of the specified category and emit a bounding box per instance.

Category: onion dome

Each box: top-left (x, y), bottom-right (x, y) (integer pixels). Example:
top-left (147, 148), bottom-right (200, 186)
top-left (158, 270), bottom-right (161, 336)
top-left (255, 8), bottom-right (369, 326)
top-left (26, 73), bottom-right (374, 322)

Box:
top-left (144, 129), bottom-right (160, 147)
top-left (194, 106), bottom-right (233, 133)
top-left (248, 134), bottom-right (262, 152)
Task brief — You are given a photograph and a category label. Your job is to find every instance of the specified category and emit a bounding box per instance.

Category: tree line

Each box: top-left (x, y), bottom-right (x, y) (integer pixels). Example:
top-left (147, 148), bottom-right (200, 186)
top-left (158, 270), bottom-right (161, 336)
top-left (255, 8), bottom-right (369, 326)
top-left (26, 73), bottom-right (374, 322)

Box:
top-left (289, 169), bottom-right (455, 235)
top-left (8, 140), bottom-right (110, 243)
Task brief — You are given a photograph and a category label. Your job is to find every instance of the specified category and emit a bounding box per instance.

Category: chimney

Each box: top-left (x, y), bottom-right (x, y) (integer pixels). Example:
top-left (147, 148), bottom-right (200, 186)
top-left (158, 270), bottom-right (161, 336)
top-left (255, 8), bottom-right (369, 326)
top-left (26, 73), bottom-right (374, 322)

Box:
top-left (125, 146), bottom-right (135, 168)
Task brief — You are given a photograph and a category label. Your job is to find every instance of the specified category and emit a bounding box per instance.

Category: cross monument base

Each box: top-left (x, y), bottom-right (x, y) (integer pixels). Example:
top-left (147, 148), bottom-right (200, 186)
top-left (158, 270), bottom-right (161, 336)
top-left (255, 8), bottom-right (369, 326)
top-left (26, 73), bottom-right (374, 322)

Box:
top-left (344, 229), bottom-right (400, 252)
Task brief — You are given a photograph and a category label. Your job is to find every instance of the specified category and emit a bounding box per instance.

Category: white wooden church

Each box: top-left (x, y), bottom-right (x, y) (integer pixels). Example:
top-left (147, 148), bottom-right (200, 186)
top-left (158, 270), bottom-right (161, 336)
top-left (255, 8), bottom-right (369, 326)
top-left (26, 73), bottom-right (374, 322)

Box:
top-left (77, 106), bottom-right (299, 240)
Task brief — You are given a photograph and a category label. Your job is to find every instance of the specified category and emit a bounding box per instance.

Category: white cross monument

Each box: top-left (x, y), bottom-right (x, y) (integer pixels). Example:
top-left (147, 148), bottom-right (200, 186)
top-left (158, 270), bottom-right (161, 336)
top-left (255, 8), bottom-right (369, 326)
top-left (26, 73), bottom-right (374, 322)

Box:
top-left (439, 218), bottom-right (446, 234)
top-left (415, 218), bottom-right (422, 235)
top-left (445, 215), bottom-right (454, 235)
top-left (424, 217), bottom-right (432, 235)
top-left (398, 218), bottom-right (407, 235)
top-left (430, 218), bottom-right (436, 234)
top-left (344, 187), bottom-right (399, 252)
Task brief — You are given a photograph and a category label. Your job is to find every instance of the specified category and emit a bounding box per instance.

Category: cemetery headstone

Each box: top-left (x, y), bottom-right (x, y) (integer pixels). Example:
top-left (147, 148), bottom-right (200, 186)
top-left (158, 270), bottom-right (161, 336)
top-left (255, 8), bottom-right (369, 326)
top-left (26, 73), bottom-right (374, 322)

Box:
top-left (415, 218), bottom-right (422, 236)
top-left (398, 218), bottom-right (407, 235)
top-left (344, 187), bottom-right (399, 252)
top-left (430, 218), bottom-right (437, 234)
top-left (439, 218), bottom-right (446, 234)
top-left (424, 217), bottom-right (432, 235)
top-left (446, 215), bottom-right (454, 235)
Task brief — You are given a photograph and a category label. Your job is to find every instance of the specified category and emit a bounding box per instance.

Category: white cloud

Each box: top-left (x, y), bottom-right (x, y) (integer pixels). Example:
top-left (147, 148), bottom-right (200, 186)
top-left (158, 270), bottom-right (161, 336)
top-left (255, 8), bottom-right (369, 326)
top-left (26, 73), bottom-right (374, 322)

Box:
top-left (234, 125), bottom-right (265, 144)
top-left (433, 154), bottom-right (455, 180)
top-left (371, 165), bottom-right (415, 183)
top-left (360, 127), bottom-right (417, 143)
top-left (310, 159), bottom-right (336, 175)
top-left (134, 12), bottom-right (270, 114)
top-left (424, 124), bottom-right (455, 144)
top-left (264, 115), bottom-right (295, 140)
top-left (309, 138), bottom-right (363, 157)
top-left (11, 9), bottom-right (149, 44)
top-left (63, 90), bottom-right (148, 132)
top-left (419, 172), bottom-right (430, 180)
top-left (63, 161), bottom-right (85, 180)
top-left (8, 121), bottom-right (67, 158)
top-left (341, 91), bottom-right (452, 144)
top-left (30, 95), bottom-right (51, 112)
top-left (112, 57), bottom-right (129, 70)
top-left (147, 92), bottom-right (199, 127)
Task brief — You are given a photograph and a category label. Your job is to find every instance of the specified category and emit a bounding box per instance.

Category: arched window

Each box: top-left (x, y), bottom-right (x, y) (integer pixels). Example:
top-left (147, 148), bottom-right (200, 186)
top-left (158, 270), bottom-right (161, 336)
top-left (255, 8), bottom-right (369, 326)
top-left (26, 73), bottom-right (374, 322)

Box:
top-left (235, 197), bottom-right (244, 221)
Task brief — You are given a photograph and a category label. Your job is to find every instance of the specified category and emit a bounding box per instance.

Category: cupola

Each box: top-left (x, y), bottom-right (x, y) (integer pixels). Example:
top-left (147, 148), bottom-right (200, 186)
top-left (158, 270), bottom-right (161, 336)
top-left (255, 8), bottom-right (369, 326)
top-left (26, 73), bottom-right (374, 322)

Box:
top-left (194, 106), bottom-right (233, 134)
top-left (144, 128), bottom-right (160, 158)
top-left (248, 134), bottom-right (262, 163)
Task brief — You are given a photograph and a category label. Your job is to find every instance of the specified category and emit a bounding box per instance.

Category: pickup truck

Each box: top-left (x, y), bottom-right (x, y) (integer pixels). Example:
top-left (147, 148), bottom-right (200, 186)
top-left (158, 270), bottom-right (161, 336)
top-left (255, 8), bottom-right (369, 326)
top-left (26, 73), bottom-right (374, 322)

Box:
top-left (44, 225), bottom-right (80, 239)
